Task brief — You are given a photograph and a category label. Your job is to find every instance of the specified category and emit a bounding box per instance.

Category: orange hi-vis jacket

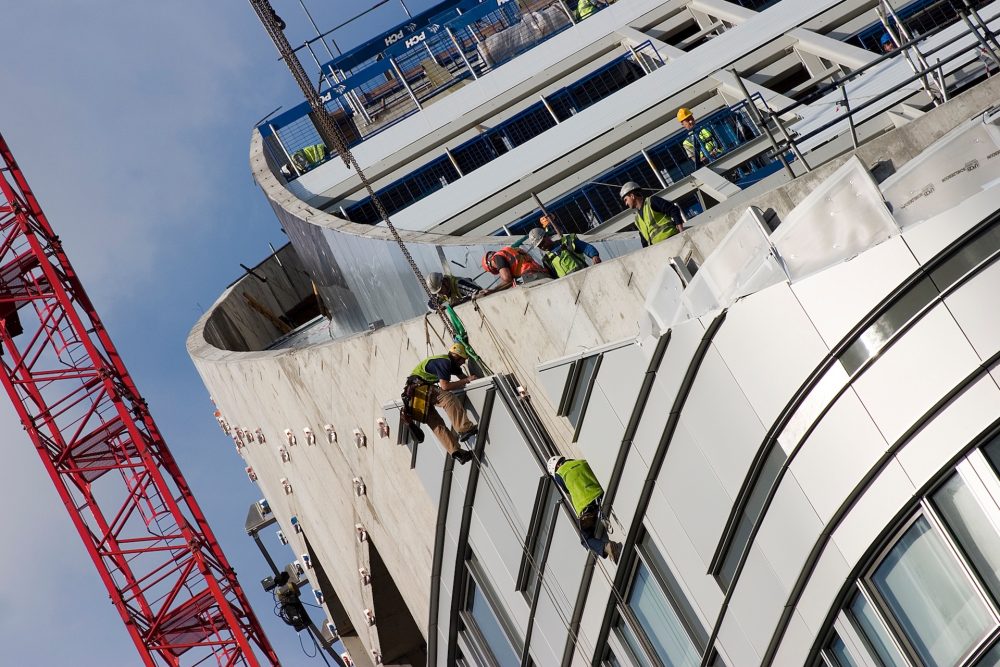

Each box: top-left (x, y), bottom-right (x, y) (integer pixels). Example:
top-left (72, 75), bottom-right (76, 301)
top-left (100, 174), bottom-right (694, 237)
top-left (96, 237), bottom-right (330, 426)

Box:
top-left (492, 247), bottom-right (547, 280)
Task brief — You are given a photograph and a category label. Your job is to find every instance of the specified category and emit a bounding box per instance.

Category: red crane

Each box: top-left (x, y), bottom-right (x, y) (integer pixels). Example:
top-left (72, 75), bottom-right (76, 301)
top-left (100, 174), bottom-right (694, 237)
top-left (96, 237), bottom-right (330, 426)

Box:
top-left (0, 133), bottom-right (279, 666)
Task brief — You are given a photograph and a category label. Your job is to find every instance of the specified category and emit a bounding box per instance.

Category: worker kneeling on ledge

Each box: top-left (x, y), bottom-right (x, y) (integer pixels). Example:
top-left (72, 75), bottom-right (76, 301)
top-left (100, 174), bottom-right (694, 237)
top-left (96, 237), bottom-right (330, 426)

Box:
top-left (548, 456), bottom-right (622, 563)
top-left (478, 246), bottom-right (550, 296)
top-left (524, 226), bottom-right (601, 278)
top-left (402, 342), bottom-right (479, 465)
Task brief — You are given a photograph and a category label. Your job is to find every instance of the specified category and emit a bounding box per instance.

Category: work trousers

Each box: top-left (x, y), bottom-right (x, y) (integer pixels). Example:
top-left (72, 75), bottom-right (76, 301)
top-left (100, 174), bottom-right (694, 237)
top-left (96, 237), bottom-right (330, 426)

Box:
top-left (426, 386), bottom-right (475, 454)
top-left (579, 500), bottom-right (609, 557)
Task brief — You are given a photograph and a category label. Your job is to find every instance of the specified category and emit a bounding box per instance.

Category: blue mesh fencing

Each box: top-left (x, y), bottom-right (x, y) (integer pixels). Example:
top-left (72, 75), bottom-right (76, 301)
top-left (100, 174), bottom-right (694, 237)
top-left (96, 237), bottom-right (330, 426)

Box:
top-left (499, 96), bottom-right (779, 235)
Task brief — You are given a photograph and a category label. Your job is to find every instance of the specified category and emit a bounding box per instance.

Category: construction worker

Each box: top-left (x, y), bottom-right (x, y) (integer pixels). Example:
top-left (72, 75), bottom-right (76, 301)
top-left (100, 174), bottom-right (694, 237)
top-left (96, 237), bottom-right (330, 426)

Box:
top-left (479, 246), bottom-right (550, 295)
top-left (880, 33), bottom-right (897, 53)
top-left (620, 181), bottom-right (684, 247)
top-left (273, 571), bottom-right (309, 631)
top-left (524, 227), bottom-right (601, 278)
top-left (574, 0), bottom-right (605, 20)
top-left (291, 143), bottom-right (330, 172)
top-left (547, 456), bottom-right (622, 563)
top-left (403, 343), bottom-right (478, 464)
top-left (426, 271), bottom-right (480, 311)
top-left (677, 108), bottom-right (721, 166)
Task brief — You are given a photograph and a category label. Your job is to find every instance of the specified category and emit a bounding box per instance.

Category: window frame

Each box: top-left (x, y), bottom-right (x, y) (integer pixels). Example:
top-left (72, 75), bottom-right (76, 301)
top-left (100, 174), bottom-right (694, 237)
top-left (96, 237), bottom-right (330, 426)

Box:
top-left (515, 476), bottom-right (560, 599)
top-left (459, 556), bottom-right (524, 667)
top-left (556, 353), bottom-right (603, 439)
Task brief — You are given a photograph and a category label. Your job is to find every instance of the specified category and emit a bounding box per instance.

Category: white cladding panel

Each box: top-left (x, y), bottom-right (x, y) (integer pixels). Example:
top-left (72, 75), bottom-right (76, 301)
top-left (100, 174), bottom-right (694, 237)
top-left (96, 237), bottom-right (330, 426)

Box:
top-left (594, 343), bottom-right (649, 426)
top-left (537, 360), bottom-right (572, 409)
top-left (725, 543), bottom-right (787, 659)
top-left (852, 304), bottom-right (982, 445)
top-left (658, 419), bottom-right (733, 566)
top-left (795, 540), bottom-right (852, 633)
top-left (576, 387), bottom-right (627, 484)
top-left (644, 483), bottom-right (725, 622)
top-left (831, 458), bottom-right (916, 565)
top-left (791, 235), bottom-right (919, 347)
top-left (630, 317), bottom-right (705, 466)
top-left (900, 186), bottom-right (1000, 263)
top-left (895, 375), bottom-right (1000, 490)
top-left (530, 515), bottom-right (590, 666)
top-left (786, 389), bottom-right (888, 523)
top-left (944, 259), bottom-right (1000, 361)
top-left (712, 282), bottom-right (829, 427)
top-left (754, 471), bottom-right (823, 593)
top-left (770, 610), bottom-right (817, 667)
top-left (682, 344), bottom-right (766, 494)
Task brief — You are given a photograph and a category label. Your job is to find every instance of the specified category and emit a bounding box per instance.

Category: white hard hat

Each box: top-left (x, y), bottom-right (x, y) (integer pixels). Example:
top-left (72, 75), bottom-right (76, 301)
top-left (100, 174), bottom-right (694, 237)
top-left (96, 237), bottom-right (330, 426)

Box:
top-left (525, 227), bottom-right (546, 247)
top-left (547, 455), bottom-right (566, 476)
top-left (426, 272), bottom-right (444, 294)
top-left (620, 181), bottom-right (642, 200)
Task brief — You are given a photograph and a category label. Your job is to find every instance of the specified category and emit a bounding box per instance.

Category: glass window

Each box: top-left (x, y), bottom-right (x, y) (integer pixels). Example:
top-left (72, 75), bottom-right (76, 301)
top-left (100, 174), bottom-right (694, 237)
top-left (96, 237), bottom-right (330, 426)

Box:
top-left (716, 445), bottom-right (787, 590)
top-left (973, 640), bottom-right (1000, 667)
top-left (464, 573), bottom-right (520, 667)
top-left (621, 558), bottom-right (699, 667)
top-left (561, 355), bottom-right (600, 429)
top-left (826, 634), bottom-right (860, 667)
top-left (933, 472), bottom-right (1000, 603)
top-left (871, 516), bottom-right (995, 667)
top-left (518, 479), bottom-right (559, 599)
top-left (848, 592), bottom-right (908, 667)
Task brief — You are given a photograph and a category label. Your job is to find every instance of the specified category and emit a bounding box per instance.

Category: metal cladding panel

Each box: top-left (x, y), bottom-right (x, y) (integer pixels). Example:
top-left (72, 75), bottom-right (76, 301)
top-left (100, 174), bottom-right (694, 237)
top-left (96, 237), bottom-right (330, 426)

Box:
top-left (630, 318), bottom-right (705, 466)
top-left (594, 343), bottom-right (648, 426)
top-left (576, 387), bottom-right (626, 485)
top-left (901, 186), bottom-right (1000, 263)
top-left (785, 389), bottom-right (888, 523)
top-left (725, 543), bottom-right (786, 660)
top-left (791, 235), bottom-right (919, 348)
top-left (852, 304), bottom-right (982, 445)
top-left (793, 538), bottom-right (851, 634)
top-left (478, 399), bottom-right (539, 528)
top-left (681, 345), bottom-right (766, 495)
top-left (771, 157), bottom-right (899, 282)
top-left (643, 489), bottom-right (724, 623)
top-left (386, 404), bottom-right (445, 504)
top-left (529, 515), bottom-right (590, 667)
top-left (881, 109), bottom-right (1000, 230)
top-left (944, 260), bottom-right (1000, 361)
top-left (831, 458), bottom-right (916, 566)
top-left (609, 439), bottom-right (649, 541)
top-left (770, 610), bottom-right (817, 667)
top-left (712, 282), bottom-right (829, 428)
top-left (537, 360), bottom-right (572, 409)
top-left (778, 362), bottom-right (851, 455)
top-left (658, 419), bottom-right (734, 566)
top-left (754, 471), bottom-right (823, 594)
top-left (467, 511), bottom-right (531, 636)
top-left (895, 376), bottom-right (1000, 491)
top-left (715, 609), bottom-right (759, 667)
top-left (576, 562), bottom-right (614, 665)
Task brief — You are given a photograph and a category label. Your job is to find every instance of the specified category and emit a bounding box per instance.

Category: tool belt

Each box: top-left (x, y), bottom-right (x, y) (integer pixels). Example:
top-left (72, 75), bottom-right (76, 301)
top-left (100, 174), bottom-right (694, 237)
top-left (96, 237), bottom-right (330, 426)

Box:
top-left (402, 376), bottom-right (434, 424)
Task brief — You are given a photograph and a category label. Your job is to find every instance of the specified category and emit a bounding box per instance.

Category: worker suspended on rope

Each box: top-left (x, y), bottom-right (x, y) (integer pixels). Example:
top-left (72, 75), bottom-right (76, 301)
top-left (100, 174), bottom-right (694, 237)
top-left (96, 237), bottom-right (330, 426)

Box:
top-left (548, 456), bottom-right (622, 563)
top-left (426, 271), bottom-right (480, 311)
top-left (479, 246), bottom-right (550, 296)
top-left (402, 342), bottom-right (479, 465)
top-left (273, 571), bottom-right (309, 631)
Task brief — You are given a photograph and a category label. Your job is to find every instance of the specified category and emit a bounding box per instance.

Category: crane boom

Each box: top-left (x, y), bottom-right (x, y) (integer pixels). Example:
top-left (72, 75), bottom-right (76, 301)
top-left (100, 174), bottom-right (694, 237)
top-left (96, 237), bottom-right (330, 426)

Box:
top-left (0, 133), bottom-right (279, 666)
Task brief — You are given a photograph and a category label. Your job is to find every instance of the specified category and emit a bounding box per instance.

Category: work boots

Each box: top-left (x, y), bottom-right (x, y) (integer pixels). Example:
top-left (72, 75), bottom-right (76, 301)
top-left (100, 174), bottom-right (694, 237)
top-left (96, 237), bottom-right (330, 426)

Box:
top-left (452, 449), bottom-right (473, 465)
top-left (604, 541), bottom-right (622, 564)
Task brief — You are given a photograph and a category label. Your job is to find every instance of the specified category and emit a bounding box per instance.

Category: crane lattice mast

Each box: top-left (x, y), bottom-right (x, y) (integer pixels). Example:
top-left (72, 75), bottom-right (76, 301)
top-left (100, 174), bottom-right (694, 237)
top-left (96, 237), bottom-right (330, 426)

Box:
top-left (0, 133), bottom-right (279, 666)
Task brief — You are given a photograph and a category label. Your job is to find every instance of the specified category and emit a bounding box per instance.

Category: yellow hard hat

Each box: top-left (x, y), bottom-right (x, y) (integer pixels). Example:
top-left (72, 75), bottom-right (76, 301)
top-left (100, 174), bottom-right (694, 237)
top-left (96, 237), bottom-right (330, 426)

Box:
top-left (676, 107), bottom-right (693, 122)
top-left (449, 342), bottom-right (469, 359)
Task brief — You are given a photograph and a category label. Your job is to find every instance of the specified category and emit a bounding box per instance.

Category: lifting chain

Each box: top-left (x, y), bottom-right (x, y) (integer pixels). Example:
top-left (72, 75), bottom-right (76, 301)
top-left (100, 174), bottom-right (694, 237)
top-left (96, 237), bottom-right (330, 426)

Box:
top-left (248, 0), bottom-right (458, 339)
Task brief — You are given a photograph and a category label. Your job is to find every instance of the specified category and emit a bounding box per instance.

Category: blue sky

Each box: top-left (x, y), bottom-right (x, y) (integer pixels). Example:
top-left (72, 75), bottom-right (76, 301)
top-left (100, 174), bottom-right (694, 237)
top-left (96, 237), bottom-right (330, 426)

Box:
top-left (0, 1), bottom-right (436, 664)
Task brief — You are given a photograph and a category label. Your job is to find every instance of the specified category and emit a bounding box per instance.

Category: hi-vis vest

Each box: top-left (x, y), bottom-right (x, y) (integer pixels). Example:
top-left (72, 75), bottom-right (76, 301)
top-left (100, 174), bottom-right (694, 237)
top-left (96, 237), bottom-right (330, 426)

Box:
top-left (493, 247), bottom-right (547, 280)
top-left (557, 460), bottom-right (604, 516)
top-left (543, 234), bottom-right (588, 278)
top-left (296, 143), bottom-right (327, 166)
top-left (682, 128), bottom-right (719, 161)
top-left (635, 198), bottom-right (678, 245)
top-left (411, 355), bottom-right (449, 384)
top-left (576, 0), bottom-right (597, 19)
